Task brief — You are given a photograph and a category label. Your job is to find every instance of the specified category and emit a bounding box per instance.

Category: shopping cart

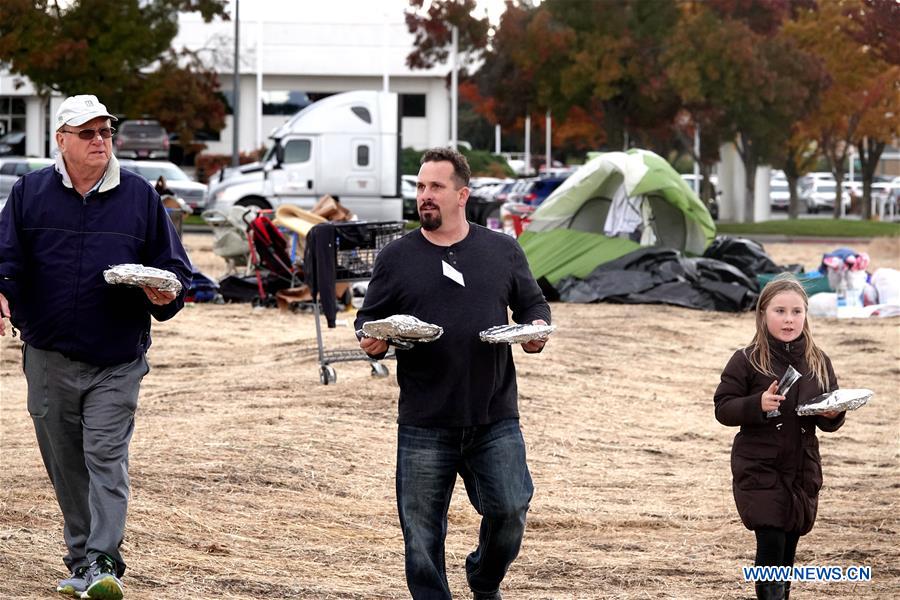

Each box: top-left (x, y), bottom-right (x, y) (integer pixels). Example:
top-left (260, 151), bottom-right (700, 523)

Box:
top-left (304, 221), bottom-right (406, 385)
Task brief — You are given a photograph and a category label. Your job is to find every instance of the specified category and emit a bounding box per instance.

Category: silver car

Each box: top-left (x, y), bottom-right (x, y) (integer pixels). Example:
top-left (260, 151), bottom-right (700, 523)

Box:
top-left (0, 157), bottom-right (54, 211)
top-left (118, 159), bottom-right (208, 211)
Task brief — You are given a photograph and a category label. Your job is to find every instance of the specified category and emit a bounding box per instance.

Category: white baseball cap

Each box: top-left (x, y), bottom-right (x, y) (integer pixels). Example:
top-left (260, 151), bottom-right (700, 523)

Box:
top-left (55, 95), bottom-right (117, 130)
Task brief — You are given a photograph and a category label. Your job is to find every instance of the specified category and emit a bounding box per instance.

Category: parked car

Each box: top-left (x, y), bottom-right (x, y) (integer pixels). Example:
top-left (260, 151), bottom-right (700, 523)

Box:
top-left (517, 176), bottom-right (569, 206)
top-left (118, 159), bottom-right (208, 211)
top-left (401, 174), bottom-right (417, 220)
top-left (504, 179), bottom-right (535, 204)
top-left (0, 131), bottom-right (26, 156)
top-left (115, 119), bottom-right (169, 160)
top-left (769, 173), bottom-right (811, 211)
top-left (466, 180), bottom-right (513, 227)
top-left (0, 157), bottom-right (54, 210)
top-left (806, 173), bottom-right (850, 214)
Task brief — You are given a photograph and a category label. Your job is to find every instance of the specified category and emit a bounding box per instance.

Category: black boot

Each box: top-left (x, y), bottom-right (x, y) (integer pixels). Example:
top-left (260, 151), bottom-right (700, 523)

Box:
top-left (755, 581), bottom-right (785, 600)
top-left (783, 581), bottom-right (791, 599)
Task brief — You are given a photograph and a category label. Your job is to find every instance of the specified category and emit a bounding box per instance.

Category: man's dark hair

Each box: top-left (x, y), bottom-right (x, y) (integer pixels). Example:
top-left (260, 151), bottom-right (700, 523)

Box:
top-left (421, 147), bottom-right (471, 188)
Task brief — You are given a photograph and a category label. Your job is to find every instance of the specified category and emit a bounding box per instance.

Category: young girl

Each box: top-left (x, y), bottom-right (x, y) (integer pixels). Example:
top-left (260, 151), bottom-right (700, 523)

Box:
top-left (714, 274), bottom-right (845, 600)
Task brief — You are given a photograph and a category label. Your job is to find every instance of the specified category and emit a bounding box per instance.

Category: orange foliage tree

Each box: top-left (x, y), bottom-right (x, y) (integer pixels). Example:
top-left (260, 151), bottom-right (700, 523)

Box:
top-left (785, 0), bottom-right (900, 219)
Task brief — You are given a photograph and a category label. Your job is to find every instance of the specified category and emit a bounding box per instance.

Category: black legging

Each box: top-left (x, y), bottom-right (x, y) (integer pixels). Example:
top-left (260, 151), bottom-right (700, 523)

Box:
top-left (755, 527), bottom-right (800, 567)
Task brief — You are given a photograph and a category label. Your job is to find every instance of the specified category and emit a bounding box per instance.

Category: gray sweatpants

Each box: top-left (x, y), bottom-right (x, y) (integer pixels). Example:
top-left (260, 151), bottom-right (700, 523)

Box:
top-left (23, 344), bottom-right (148, 578)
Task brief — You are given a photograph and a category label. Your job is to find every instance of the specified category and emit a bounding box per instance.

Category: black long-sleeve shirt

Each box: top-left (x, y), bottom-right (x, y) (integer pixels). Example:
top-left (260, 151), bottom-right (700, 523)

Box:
top-left (355, 224), bottom-right (551, 427)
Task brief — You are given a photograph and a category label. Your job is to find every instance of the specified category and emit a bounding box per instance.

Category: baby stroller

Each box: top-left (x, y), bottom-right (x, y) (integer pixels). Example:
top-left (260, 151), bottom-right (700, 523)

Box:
top-left (245, 209), bottom-right (299, 305)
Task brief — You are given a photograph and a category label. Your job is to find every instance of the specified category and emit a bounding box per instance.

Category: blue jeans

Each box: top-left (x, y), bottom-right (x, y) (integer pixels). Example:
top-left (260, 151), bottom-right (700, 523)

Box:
top-left (396, 418), bottom-right (534, 599)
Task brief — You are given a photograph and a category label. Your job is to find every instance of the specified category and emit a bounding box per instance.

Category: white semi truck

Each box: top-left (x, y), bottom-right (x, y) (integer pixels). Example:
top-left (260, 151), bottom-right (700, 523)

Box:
top-left (207, 90), bottom-right (403, 221)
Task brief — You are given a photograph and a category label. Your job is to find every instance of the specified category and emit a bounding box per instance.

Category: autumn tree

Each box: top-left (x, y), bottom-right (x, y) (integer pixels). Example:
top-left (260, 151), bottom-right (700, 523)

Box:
top-left (785, 0), bottom-right (899, 219)
top-left (853, 67), bottom-right (900, 219)
top-left (0, 0), bottom-right (228, 146)
top-left (664, 2), bottom-right (827, 222)
top-left (405, 0), bottom-right (489, 71)
top-left (470, 3), bottom-right (540, 147)
top-left (470, 0), bottom-right (690, 163)
top-left (672, 108), bottom-right (728, 206)
top-left (845, 0), bottom-right (900, 65)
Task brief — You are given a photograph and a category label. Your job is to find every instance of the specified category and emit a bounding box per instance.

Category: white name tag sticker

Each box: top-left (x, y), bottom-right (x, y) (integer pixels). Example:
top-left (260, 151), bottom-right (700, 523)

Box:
top-left (442, 260), bottom-right (465, 287)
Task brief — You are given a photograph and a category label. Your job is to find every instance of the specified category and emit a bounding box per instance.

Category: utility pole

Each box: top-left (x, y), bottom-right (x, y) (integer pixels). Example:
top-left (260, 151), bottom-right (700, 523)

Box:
top-left (693, 125), bottom-right (700, 194)
top-left (524, 114), bottom-right (531, 176)
top-left (450, 26), bottom-right (458, 150)
top-left (231, 0), bottom-right (240, 167)
top-left (545, 109), bottom-right (551, 175)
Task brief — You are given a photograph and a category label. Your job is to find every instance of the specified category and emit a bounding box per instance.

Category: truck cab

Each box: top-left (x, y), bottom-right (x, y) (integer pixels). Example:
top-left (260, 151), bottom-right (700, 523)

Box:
top-left (208, 91), bottom-right (402, 221)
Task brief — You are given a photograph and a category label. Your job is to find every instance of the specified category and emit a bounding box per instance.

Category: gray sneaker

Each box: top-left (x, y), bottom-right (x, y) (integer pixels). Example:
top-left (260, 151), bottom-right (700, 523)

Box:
top-left (79, 555), bottom-right (123, 600)
top-left (56, 566), bottom-right (89, 597)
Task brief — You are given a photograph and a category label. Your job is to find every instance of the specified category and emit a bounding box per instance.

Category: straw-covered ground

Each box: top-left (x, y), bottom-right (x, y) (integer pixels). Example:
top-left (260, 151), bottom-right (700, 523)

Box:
top-left (1, 234), bottom-right (898, 599)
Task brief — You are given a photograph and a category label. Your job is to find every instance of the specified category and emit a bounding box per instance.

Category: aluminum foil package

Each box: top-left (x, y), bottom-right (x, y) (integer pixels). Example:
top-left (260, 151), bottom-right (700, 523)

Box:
top-left (360, 315), bottom-right (443, 343)
top-left (796, 388), bottom-right (872, 416)
top-left (767, 364), bottom-right (802, 418)
top-left (777, 365), bottom-right (802, 396)
top-left (479, 324), bottom-right (555, 344)
top-left (103, 264), bottom-right (183, 294)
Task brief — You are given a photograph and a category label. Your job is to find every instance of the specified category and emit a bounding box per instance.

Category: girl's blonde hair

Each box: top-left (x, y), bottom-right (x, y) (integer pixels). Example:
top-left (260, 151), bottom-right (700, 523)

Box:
top-left (748, 273), bottom-right (830, 391)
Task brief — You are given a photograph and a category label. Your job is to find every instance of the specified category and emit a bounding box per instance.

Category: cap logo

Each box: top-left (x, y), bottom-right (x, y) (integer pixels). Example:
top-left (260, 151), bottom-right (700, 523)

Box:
top-left (85, 100), bottom-right (94, 107)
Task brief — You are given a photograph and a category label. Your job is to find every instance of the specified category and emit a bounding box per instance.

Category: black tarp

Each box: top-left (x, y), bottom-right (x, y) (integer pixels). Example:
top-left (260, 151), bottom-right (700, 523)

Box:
top-left (555, 247), bottom-right (759, 312)
top-left (702, 236), bottom-right (802, 289)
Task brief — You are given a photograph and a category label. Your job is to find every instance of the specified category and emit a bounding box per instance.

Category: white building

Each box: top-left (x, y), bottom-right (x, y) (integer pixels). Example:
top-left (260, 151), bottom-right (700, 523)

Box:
top-left (174, 1), bottom-right (452, 156)
top-left (0, 0), bottom-right (452, 159)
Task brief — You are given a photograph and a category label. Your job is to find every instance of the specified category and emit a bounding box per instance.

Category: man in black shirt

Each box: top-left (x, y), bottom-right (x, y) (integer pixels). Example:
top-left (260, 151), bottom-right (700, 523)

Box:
top-left (356, 148), bottom-right (550, 599)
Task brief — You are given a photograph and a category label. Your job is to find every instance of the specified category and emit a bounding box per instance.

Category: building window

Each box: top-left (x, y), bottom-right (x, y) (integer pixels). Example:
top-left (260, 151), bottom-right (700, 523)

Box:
top-left (0, 96), bottom-right (27, 137)
top-left (401, 94), bottom-right (426, 118)
top-left (262, 91), bottom-right (311, 115)
top-left (260, 91), bottom-right (337, 116)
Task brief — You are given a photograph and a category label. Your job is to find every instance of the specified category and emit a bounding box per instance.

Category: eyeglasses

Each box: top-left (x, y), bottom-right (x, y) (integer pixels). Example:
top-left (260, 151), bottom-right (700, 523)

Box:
top-left (60, 127), bottom-right (116, 140)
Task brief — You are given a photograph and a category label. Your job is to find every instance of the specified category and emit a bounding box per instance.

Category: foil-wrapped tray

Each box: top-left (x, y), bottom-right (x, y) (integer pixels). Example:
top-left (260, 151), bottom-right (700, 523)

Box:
top-left (359, 315), bottom-right (443, 343)
top-left (479, 323), bottom-right (555, 344)
top-left (103, 264), bottom-right (183, 294)
top-left (796, 388), bottom-right (872, 416)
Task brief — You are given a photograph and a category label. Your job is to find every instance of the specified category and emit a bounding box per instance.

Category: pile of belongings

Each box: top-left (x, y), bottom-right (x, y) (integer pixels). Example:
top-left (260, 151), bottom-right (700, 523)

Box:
top-left (552, 237), bottom-right (789, 312)
top-left (808, 247), bottom-right (900, 318)
top-left (202, 195), bottom-right (360, 307)
top-left (273, 194), bottom-right (355, 242)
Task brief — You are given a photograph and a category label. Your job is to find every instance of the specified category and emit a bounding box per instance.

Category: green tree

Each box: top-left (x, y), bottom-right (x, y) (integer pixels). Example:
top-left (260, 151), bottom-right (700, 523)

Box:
top-left (0, 0), bottom-right (228, 146)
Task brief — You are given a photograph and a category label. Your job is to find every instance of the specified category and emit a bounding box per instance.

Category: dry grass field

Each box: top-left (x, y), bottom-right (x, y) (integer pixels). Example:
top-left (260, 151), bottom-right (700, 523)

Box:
top-left (1, 234), bottom-right (898, 599)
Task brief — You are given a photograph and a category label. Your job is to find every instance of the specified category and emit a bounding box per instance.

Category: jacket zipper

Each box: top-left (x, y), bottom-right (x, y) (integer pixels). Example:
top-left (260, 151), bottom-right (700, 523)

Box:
top-left (72, 192), bottom-right (89, 343)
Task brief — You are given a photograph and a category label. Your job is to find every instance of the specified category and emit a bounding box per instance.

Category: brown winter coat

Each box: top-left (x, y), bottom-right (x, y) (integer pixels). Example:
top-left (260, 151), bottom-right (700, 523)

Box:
top-left (714, 335), bottom-right (844, 535)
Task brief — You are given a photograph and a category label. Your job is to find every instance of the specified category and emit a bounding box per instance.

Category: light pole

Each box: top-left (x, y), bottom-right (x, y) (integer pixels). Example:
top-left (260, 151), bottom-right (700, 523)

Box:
top-left (231, 0), bottom-right (240, 167)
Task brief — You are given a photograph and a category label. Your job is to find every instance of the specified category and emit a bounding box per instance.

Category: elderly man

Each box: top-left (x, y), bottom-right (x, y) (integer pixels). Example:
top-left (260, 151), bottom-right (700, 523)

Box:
top-left (0, 95), bottom-right (191, 600)
top-left (356, 148), bottom-right (550, 599)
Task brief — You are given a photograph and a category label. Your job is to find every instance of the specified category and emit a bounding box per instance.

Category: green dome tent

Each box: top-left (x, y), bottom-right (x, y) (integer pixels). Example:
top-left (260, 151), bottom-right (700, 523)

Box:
top-left (518, 149), bottom-right (716, 285)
